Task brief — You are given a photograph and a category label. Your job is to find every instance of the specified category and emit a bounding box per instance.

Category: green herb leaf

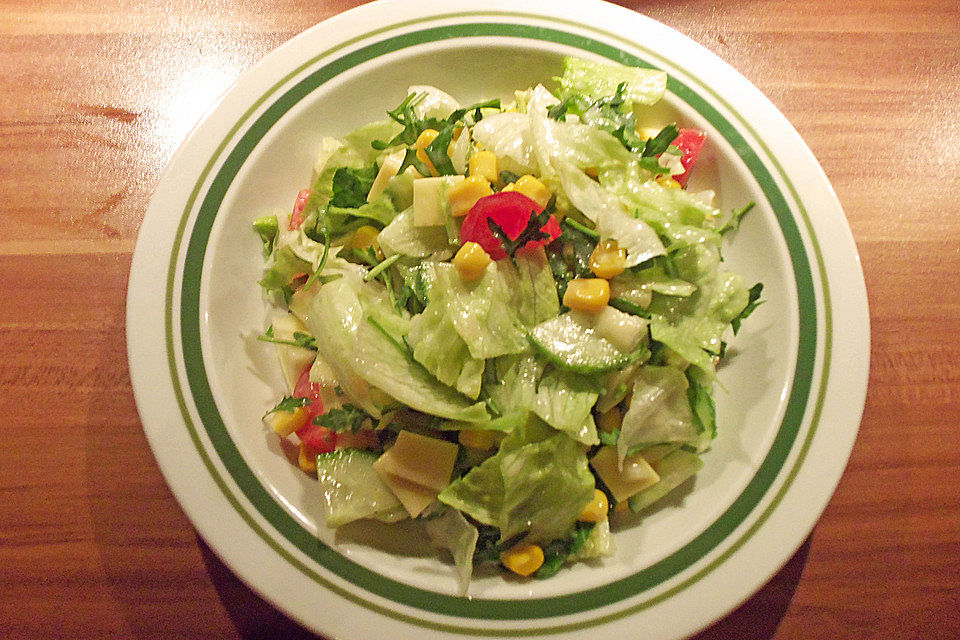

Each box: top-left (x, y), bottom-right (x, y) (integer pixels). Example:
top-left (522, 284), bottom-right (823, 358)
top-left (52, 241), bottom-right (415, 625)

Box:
top-left (256, 326), bottom-right (319, 350)
top-left (252, 215), bottom-right (279, 256)
top-left (641, 124), bottom-right (679, 158)
top-left (263, 395), bottom-right (311, 418)
top-left (329, 164), bottom-right (379, 209)
top-left (313, 404), bottom-right (369, 432)
top-left (730, 282), bottom-right (764, 335)
top-left (487, 208), bottom-right (552, 259)
top-left (535, 522), bottom-right (596, 579)
top-left (721, 201), bottom-right (756, 234)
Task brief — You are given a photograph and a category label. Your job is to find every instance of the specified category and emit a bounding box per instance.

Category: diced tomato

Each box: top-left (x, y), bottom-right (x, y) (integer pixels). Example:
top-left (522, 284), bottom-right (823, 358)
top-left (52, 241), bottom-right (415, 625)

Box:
top-left (295, 422), bottom-right (337, 453)
top-left (460, 191), bottom-right (560, 260)
top-left (672, 129), bottom-right (706, 188)
top-left (292, 366), bottom-right (337, 453)
top-left (289, 189), bottom-right (312, 230)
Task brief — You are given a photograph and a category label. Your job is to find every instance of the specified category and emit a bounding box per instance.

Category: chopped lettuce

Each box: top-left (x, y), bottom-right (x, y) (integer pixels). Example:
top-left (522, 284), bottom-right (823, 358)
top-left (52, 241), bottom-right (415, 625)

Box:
top-left (423, 505), bottom-right (479, 596)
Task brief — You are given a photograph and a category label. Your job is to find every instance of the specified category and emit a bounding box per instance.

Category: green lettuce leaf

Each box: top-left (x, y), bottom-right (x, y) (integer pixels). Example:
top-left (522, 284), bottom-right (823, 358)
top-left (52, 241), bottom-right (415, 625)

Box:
top-left (405, 298), bottom-right (485, 399)
top-left (618, 365), bottom-right (699, 462)
top-left (422, 505), bottom-right (479, 596)
top-left (531, 369), bottom-right (599, 445)
top-left (557, 56), bottom-right (668, 107)
top-left (304, 277), bottom-right (489, 422)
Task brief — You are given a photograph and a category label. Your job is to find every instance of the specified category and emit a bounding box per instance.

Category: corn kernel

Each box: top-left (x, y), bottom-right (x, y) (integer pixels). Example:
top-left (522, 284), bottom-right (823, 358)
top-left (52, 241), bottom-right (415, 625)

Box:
top-left (563, 278), bottom-right (610, 314)
top-left (415, 129), bottom-right (441, 176)
top-left (512, 175), bottom-right (552, 209)
top-left (589, 239), bottom-right (628, 279)
top-left (579, 489), bottom-right (610, 523)
top-left (656, 175), bottom-right (681, 189)
top-left (350, 225), bottom-right (380, 250)
top-left (468, 150), bottom-right (498, 183)
top-left (268, 406), bottom-right (310, 437)
top-left (501, 543), bottom-right (545, 577)
top-left (458, 428), bottom-right (499, 450)
top-left (453, 242), bottom-right (492, 281)
top-left (446, 175), bottom-right (493, 217)
top-left (597, 407), bottom-right (623, 434)
top-left (298, 442), bottom-right (318, 474)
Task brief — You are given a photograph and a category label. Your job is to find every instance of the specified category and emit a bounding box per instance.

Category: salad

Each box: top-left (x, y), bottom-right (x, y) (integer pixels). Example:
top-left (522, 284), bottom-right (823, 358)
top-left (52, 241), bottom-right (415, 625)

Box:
top-left (252, 57), bottom-right (762, 594)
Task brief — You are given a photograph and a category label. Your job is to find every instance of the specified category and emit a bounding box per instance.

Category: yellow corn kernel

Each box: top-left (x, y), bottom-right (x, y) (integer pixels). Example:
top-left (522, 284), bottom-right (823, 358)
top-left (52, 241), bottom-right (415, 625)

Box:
top-left (597, 406), bottom-right (623, 434)
top-left (656, 175), bottom-right (681, 189)
top-left (458, 428), bottom-right (499, 451)
top-left (589, 239), bottom-right (628, 279)
top-left (298, 442), bottom-right (318, 474)
top-left (453, 242), bottom-right (492, 281)
top-left (501, 543), bottom-right (545, 577)
top-left (415, 129), bottom-right (440, 176)
top-left (446, 175), bottom-right (493, 217)
top-left (563, 278), bottom-right (610, 314)
top-left (350, 225), bottom-right (380, 250)
top-left (578, 489), bottom-right (610, 523)
top-left (268, 406), bottom-right (310, 437)
top-left (512, 175), bottom-right (552, 209)
top-left (468, 150), bottom-right (498, 183)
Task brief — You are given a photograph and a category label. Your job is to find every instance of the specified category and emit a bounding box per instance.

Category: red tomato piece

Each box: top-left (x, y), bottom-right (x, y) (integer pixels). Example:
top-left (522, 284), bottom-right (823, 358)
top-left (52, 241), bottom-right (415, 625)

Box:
top-left (292, 366), bottom-right (336, 452)
top-left (460, 191), bottom-right (560, 260)
top-left (672, 129), bottom-right (706, 188)
top-left (289, 189), bottom-right (312, 230)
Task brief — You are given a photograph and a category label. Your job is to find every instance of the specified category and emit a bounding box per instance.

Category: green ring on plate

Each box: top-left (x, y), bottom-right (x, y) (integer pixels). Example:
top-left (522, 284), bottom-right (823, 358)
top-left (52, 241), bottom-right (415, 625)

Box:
top-left (166, 16), bottom-right (826, 634)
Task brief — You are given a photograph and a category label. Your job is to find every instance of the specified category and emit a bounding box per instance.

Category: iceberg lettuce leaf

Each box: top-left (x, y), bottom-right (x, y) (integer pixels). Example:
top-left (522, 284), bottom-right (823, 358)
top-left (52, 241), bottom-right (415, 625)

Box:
top-left (618, 365), bottom-right (699, 463)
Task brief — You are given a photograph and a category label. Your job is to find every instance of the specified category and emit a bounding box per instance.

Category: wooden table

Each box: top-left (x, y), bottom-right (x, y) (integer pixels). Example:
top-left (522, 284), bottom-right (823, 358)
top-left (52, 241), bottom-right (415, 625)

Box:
top-left (2, 1), bottom-right (958, 638)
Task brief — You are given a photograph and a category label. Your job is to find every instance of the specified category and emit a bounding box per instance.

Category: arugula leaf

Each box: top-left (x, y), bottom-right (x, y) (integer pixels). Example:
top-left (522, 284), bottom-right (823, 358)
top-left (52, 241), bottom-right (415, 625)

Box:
top-left (534, 522), bottom-right (596, 579)
top-left (641, 124), bottom-right (680, 158)
top-left (721, 201), bottom-right (756, 234)
top-left (263, 395), bottom-right (311, 418)
top-left (487, 208), bottom-right (553, 259)
top-left (549, 217), bottom-right (598, 300)
top-left (685, 366), bottom-right (716, 440)
top-left (397, 148), bottom-right (433, 177)
top-left (373, 93), bottom-right (501, 151)
top-left (329, 164), bottom-right (378, 208)
top-left (425, 124), bottom-right (458, 176)
top-left (313, 404), bottom-right (369, 432)
top-left (256, 325), bottom-right (318, 350)
top-left (731, 282), bottom-right (764, 334)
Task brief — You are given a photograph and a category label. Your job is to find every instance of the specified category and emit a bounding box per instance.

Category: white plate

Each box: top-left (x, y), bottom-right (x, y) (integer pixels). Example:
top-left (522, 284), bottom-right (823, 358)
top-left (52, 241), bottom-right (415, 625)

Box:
top-left (126, 1), bottom-right (870, 638)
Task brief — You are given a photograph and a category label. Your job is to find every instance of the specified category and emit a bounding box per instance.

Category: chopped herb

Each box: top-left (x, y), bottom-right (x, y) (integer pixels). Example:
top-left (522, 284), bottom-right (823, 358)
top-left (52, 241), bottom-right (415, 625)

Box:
top-left (364, 254), bottom-right (400, 282)
top-left (598, 428), bottom-right (619, 446)
top-left (535, 522), bottom-right (596, 579)
top-left (731, 282), bottom-right (764, 335)
top-left (641, 124), bottom-right (679, 158)
top-left (314, 404), bottom-right (369, 432)
top-left (329, 164), bottom-right (379, 209)
top-left (424, 124), bottom-right (458, 176)
top-left (721, 201), bottom-right (756, 234)
top-left (263, 395), bottom-right (311, 419)
top-left (397, 147), bottom-right (433, 177)
top-left (487, 208), bottom-right (553, 259)
top-left (257, 325), bottom-right (318, 350)
top-left (686, 367), bottom-right (716, 440)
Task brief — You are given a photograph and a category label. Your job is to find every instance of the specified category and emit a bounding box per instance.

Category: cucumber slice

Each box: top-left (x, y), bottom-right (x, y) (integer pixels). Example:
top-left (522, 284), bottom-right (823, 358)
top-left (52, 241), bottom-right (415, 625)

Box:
top-left (528, 313), bottom-right (644, 374)
top-left (317, 449), bottom-right (404, 527)
top-left (627, 449), bottom-right (704, 513)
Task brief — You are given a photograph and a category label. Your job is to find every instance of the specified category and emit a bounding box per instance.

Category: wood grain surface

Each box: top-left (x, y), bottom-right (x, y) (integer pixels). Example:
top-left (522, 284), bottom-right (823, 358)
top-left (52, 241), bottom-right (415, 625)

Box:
top-left (1, 1), bottom-right (958, 638)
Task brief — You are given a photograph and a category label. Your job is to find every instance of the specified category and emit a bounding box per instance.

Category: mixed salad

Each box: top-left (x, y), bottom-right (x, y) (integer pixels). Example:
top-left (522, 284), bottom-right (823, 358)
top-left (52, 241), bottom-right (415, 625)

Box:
top-left (252, 57), bottom-right (762, 593)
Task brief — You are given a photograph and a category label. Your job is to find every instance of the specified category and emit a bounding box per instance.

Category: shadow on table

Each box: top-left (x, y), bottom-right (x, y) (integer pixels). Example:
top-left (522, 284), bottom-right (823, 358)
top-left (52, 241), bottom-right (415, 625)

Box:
top-left (198, 537), bottom-right (322, 639)
top-left (198, 533), bottom-right (812, 640)
top-left (690, 536), bottom-right (812, 640)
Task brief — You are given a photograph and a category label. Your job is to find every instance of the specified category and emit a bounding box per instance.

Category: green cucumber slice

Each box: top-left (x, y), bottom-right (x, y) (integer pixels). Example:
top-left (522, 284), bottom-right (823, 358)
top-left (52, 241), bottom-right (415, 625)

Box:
top-left (317, 449), bottom-right (405, 527)
top-left (528, 313), bottom-right (644, 374)
top-left (627, 449), bottom-right (704, 513)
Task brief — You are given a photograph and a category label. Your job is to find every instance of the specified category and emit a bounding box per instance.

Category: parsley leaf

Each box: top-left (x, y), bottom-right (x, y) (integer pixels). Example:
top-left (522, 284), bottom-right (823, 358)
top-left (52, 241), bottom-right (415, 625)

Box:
top-left (257, 326), bottom-right (318, 350)
top-left (263, 396), bottom-right (311, 418)
top-left (686, 367), bottom-right (716, 440)
top-left (329, 164), bottom-right (378, 209)
top-left (641, 124), bottom-right (679, 158)
top-left (731, 282), bottom-right (764, 335)
top-left (535, 522), bottom-right (596, 579)
top-left (487, 208), bottom-right (552, 258)
top-left (313, 404), bottom-right (369, 432)
top-left (721, 201), bottom-right (756, 234)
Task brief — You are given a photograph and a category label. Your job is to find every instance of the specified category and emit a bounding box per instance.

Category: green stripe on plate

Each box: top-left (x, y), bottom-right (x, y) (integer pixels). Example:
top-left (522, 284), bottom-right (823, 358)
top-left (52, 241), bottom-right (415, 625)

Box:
top-left (163, 15), bottom-right (828, 634)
